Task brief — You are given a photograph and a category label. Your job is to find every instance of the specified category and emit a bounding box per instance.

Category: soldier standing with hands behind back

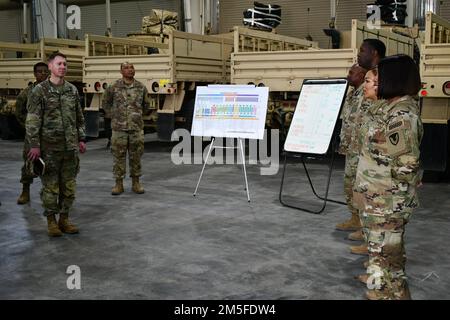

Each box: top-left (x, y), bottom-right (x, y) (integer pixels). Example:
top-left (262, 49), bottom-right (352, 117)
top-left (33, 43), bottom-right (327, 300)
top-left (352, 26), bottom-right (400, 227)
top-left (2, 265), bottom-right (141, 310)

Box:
top-left (102, 62), bottom-right (149, 195)
top-left (336, 39), bottom-right (386, 255)
top-left (16, 62), bottom-right (49, 205)
top-left (337, 63), bottom-right (367, 233)
top-left (26, 52), bottom-right (86, 237)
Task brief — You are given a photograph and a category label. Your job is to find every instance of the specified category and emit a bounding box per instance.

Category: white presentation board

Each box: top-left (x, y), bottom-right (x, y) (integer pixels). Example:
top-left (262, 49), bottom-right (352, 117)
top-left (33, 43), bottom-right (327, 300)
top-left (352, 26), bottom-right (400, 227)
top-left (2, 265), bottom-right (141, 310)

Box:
top-left (191, 85), bottom-right (269, 139)
top-left (284, 79), bottom-right (348, 154)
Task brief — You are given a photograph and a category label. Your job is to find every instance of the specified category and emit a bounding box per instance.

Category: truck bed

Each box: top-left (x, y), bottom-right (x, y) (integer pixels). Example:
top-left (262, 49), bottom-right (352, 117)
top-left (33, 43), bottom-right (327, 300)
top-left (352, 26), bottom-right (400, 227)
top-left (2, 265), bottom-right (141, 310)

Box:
top-left (232, 19), bottom-right (415, 91)
top-left (83, 32), bottom-right (233, 96)
top-left (0, 38), bottom-right (84, 89)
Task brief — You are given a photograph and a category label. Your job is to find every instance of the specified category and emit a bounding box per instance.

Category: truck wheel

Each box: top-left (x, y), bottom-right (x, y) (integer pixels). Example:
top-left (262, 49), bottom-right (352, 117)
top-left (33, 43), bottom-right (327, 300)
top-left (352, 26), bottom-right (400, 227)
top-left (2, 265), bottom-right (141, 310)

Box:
top-left (0, 116), bottom-right (22, 140)
top-left (0, 115), bottom-right (10, 139)
top-left (179, 98), bottom-right (195, 132)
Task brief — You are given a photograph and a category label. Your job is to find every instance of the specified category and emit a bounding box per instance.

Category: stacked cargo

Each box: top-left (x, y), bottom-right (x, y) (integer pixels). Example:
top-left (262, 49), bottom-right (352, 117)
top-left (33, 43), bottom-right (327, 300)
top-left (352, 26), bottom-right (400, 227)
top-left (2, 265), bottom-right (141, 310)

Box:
top-left (141, 9), bottom-right (178, 35)
top-left (367, 0), bottom-right (408, 25)
top-left (243, 2), bottom-right (281, 32)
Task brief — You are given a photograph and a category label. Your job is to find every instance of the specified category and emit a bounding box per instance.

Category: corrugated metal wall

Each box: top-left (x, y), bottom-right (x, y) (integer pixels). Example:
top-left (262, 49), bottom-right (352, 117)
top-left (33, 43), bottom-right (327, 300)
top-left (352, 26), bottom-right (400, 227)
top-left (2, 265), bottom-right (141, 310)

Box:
top-left (219, 0), bottom-right (450, 48)
top-left (219, 0), bottom-right (333, 48)
top-left (1, 1), bottom-right (449, 44)
top-left (220, 0), bottom-right (373, 48)
top-left (0, 9), bottom-right (27, 42)
top-left (69, 0), bottom-right (180, 39)
top-left (440, 0), bottom-right (450, 20)
top-left (335, 0), bottom-right (367, 31)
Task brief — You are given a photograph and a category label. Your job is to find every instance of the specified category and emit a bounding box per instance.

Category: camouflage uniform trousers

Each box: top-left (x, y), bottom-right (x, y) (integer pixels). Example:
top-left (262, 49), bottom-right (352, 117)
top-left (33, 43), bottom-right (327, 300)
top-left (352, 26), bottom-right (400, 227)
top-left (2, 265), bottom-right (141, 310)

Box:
top-left (344, 151), bottom-right (359, 217)
top-left (361, 210), bottom-right (410, 299)
top-left (40, 150), bottom-right (80, 216)
top-left (20, 141), bottom-right (35, 185)
top-left (111, 130), bottom-right (144, 179)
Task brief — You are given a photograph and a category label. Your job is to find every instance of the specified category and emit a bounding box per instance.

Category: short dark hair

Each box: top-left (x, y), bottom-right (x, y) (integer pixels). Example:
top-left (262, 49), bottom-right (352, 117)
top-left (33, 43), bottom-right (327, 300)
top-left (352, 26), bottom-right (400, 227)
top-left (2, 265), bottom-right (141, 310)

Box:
top-left (33, 62), bottom-right (48, 73)
top-left (378, 54), bottom-right (421, 100)
top-left (363, 39), bottom-right (386, 59)
top-left (120, 62), bottom-right (134, 70)
top-left (48, 51), bottom-right (66, 62)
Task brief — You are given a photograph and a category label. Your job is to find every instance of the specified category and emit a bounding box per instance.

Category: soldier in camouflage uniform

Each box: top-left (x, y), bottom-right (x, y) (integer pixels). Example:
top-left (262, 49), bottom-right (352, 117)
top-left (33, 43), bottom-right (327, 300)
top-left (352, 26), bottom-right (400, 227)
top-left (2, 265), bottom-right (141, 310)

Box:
top-left (353, 55), bottom-right (422, 300)
top-left (16, 62), bottom-right (49, 205)
top-left (336, 64), bottom-right (367, 232)
top-left (336, 40), bottom-right (386, 253)
top-left (0, 95), bottom-right (6, 114)
top-left (102, 62), bottom-right (149, 195)
top-left (0, 96), bottom-right (7, 110)
top-left (26, 52), bottom-right (86, 237)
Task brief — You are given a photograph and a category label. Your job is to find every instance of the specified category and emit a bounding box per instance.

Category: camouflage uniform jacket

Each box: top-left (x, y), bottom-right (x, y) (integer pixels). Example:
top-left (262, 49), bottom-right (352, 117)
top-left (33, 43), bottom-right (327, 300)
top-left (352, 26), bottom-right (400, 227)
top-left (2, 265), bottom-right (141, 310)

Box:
top-left (15, 83), bottom-right (35, 128)
top-left (0, 96), bottom-right (7, 113)
top-left (102, 79), bottom-right (149, 131)
top-left (26, 79), bottom-right (86, 152)
top-left (353, 96), bottom-right (423, 216)
top-left (338, 84), bottom-right (364, 155)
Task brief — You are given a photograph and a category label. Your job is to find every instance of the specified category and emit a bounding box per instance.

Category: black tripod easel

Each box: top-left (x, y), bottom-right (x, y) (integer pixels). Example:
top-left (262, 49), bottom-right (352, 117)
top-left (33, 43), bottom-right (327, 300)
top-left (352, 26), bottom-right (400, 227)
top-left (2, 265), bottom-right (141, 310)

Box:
top-left (279, 134), bottom-right (346, 214)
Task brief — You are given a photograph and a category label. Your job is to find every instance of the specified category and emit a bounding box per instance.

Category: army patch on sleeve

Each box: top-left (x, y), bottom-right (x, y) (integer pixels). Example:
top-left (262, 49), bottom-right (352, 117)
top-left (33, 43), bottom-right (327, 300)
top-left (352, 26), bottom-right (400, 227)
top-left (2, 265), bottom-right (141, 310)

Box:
top-left (389, 132), bottom-right (400, 145)
top-left (386, 130), bottom-right (410, 157)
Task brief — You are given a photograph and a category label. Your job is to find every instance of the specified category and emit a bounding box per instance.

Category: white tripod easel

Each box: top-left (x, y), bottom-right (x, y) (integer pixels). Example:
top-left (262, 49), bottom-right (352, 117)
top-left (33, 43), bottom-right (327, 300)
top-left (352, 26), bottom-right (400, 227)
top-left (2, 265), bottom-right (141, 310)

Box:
top-left (193, 137), bottom-right (250, 202)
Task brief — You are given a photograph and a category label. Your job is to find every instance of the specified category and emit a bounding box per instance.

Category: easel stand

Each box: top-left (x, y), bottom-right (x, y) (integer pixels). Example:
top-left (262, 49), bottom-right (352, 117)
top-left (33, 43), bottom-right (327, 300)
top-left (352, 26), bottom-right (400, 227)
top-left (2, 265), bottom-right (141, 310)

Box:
top-left (279, 137), bottom-right (346, 214)
top-left (193, 137), bottom-right (251, 202)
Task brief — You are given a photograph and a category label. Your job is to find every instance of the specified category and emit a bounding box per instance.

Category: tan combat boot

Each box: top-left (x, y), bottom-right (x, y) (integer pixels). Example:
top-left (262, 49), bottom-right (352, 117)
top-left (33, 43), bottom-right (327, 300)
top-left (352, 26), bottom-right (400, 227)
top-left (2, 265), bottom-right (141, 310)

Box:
top-left (17, 183), bottom-right (30, 205)
top-left (132, 177), bottom-right (145, 194)
top-left (335, 212), bottom-right (361, 231)
top-left (366, 290), bottom-right (387, 300)
top-left (348, 229), bottom-right (364, 241)
top-left (365, 287), bottom-right (411, 300)
top-left (350, 244), bottom-right (368, 255)
top-left (58, 213), bottom-right (79, 234)
top-left (111, 179), bottom-right (124, 195)
top-left (355, 274), bottom-right (370, 284)
top-left (47, 214), bottom-right (63, 237)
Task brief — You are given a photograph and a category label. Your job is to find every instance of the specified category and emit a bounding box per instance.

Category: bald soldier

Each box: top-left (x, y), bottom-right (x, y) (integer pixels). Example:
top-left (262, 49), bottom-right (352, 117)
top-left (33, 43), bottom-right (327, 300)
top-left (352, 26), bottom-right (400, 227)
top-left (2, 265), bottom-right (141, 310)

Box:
top-left (337, 63), bottom-right (367, 234)
top-left (102, 62), bottom-right (149, 195)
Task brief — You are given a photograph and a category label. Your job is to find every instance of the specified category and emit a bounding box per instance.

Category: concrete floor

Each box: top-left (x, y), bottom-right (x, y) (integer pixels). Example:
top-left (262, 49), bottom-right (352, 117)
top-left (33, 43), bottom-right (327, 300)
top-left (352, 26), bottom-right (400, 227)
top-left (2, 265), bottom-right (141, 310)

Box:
top-left (0, 134), bottom-right (449, 300)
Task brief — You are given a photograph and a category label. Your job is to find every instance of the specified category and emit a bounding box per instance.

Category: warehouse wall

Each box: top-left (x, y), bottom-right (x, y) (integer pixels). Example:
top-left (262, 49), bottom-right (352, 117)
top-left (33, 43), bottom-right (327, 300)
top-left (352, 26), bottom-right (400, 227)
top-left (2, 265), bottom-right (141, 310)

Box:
top-left (0, 0), bottom-right (180, 42)
top-left (219, 0), bottom-right (374, 48)
top-left (220, 0), bottom-right (328, 48)
top-left (1, 1), bottom-right (449, 44)
top-left (441, 0), bottom-right (450, 20)
top-left (0, 9), bottom-right (30, 42)
top-left (69, 0), bottom-right (180, 39)
top-left (219, 0), bottom-right (450, 48)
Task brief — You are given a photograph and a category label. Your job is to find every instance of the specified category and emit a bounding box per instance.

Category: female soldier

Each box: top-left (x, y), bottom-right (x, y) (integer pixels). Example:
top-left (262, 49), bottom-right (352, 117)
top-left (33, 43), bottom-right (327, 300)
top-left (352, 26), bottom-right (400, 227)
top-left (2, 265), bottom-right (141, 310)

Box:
top-left (363, 68), bottom-right (378, 101)
top-left (346, 67), bottom-right (379, 245)
top-left (353, 55), bottom-right (423, 300)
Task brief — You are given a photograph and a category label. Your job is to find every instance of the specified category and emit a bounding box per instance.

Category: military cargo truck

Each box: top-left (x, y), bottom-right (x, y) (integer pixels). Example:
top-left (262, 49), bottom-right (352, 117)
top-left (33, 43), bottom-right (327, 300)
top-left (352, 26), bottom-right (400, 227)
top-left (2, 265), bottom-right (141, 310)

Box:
top-left (83, 31), bottom-right (232, 140)
top-left (231, 19), bottom-right (415, 135)
top-left (82, 27), bottom-right (316, 140)
top-left (0, 38), bottom-right (85, 139)
top-left (419, 12), bottom-right (450, 172)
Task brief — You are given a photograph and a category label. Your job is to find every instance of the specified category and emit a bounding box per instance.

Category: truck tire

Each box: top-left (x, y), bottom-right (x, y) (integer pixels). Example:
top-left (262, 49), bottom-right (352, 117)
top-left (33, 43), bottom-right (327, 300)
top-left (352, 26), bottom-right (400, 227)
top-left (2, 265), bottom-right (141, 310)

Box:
top-left (0, 115), bottom-right (12, 140)
top-left (179, 97), bottom-right (195, 132)
top-left (0, 115), bottom-right (22, 140)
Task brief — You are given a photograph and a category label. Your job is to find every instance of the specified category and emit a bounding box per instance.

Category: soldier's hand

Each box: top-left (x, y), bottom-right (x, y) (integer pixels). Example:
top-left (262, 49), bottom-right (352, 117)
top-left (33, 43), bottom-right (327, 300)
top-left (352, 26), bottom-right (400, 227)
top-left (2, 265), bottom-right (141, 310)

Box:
top-left (79, 141), bottom-right (87, 154)
top-left (28, 147), bottom-right (41, 161)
